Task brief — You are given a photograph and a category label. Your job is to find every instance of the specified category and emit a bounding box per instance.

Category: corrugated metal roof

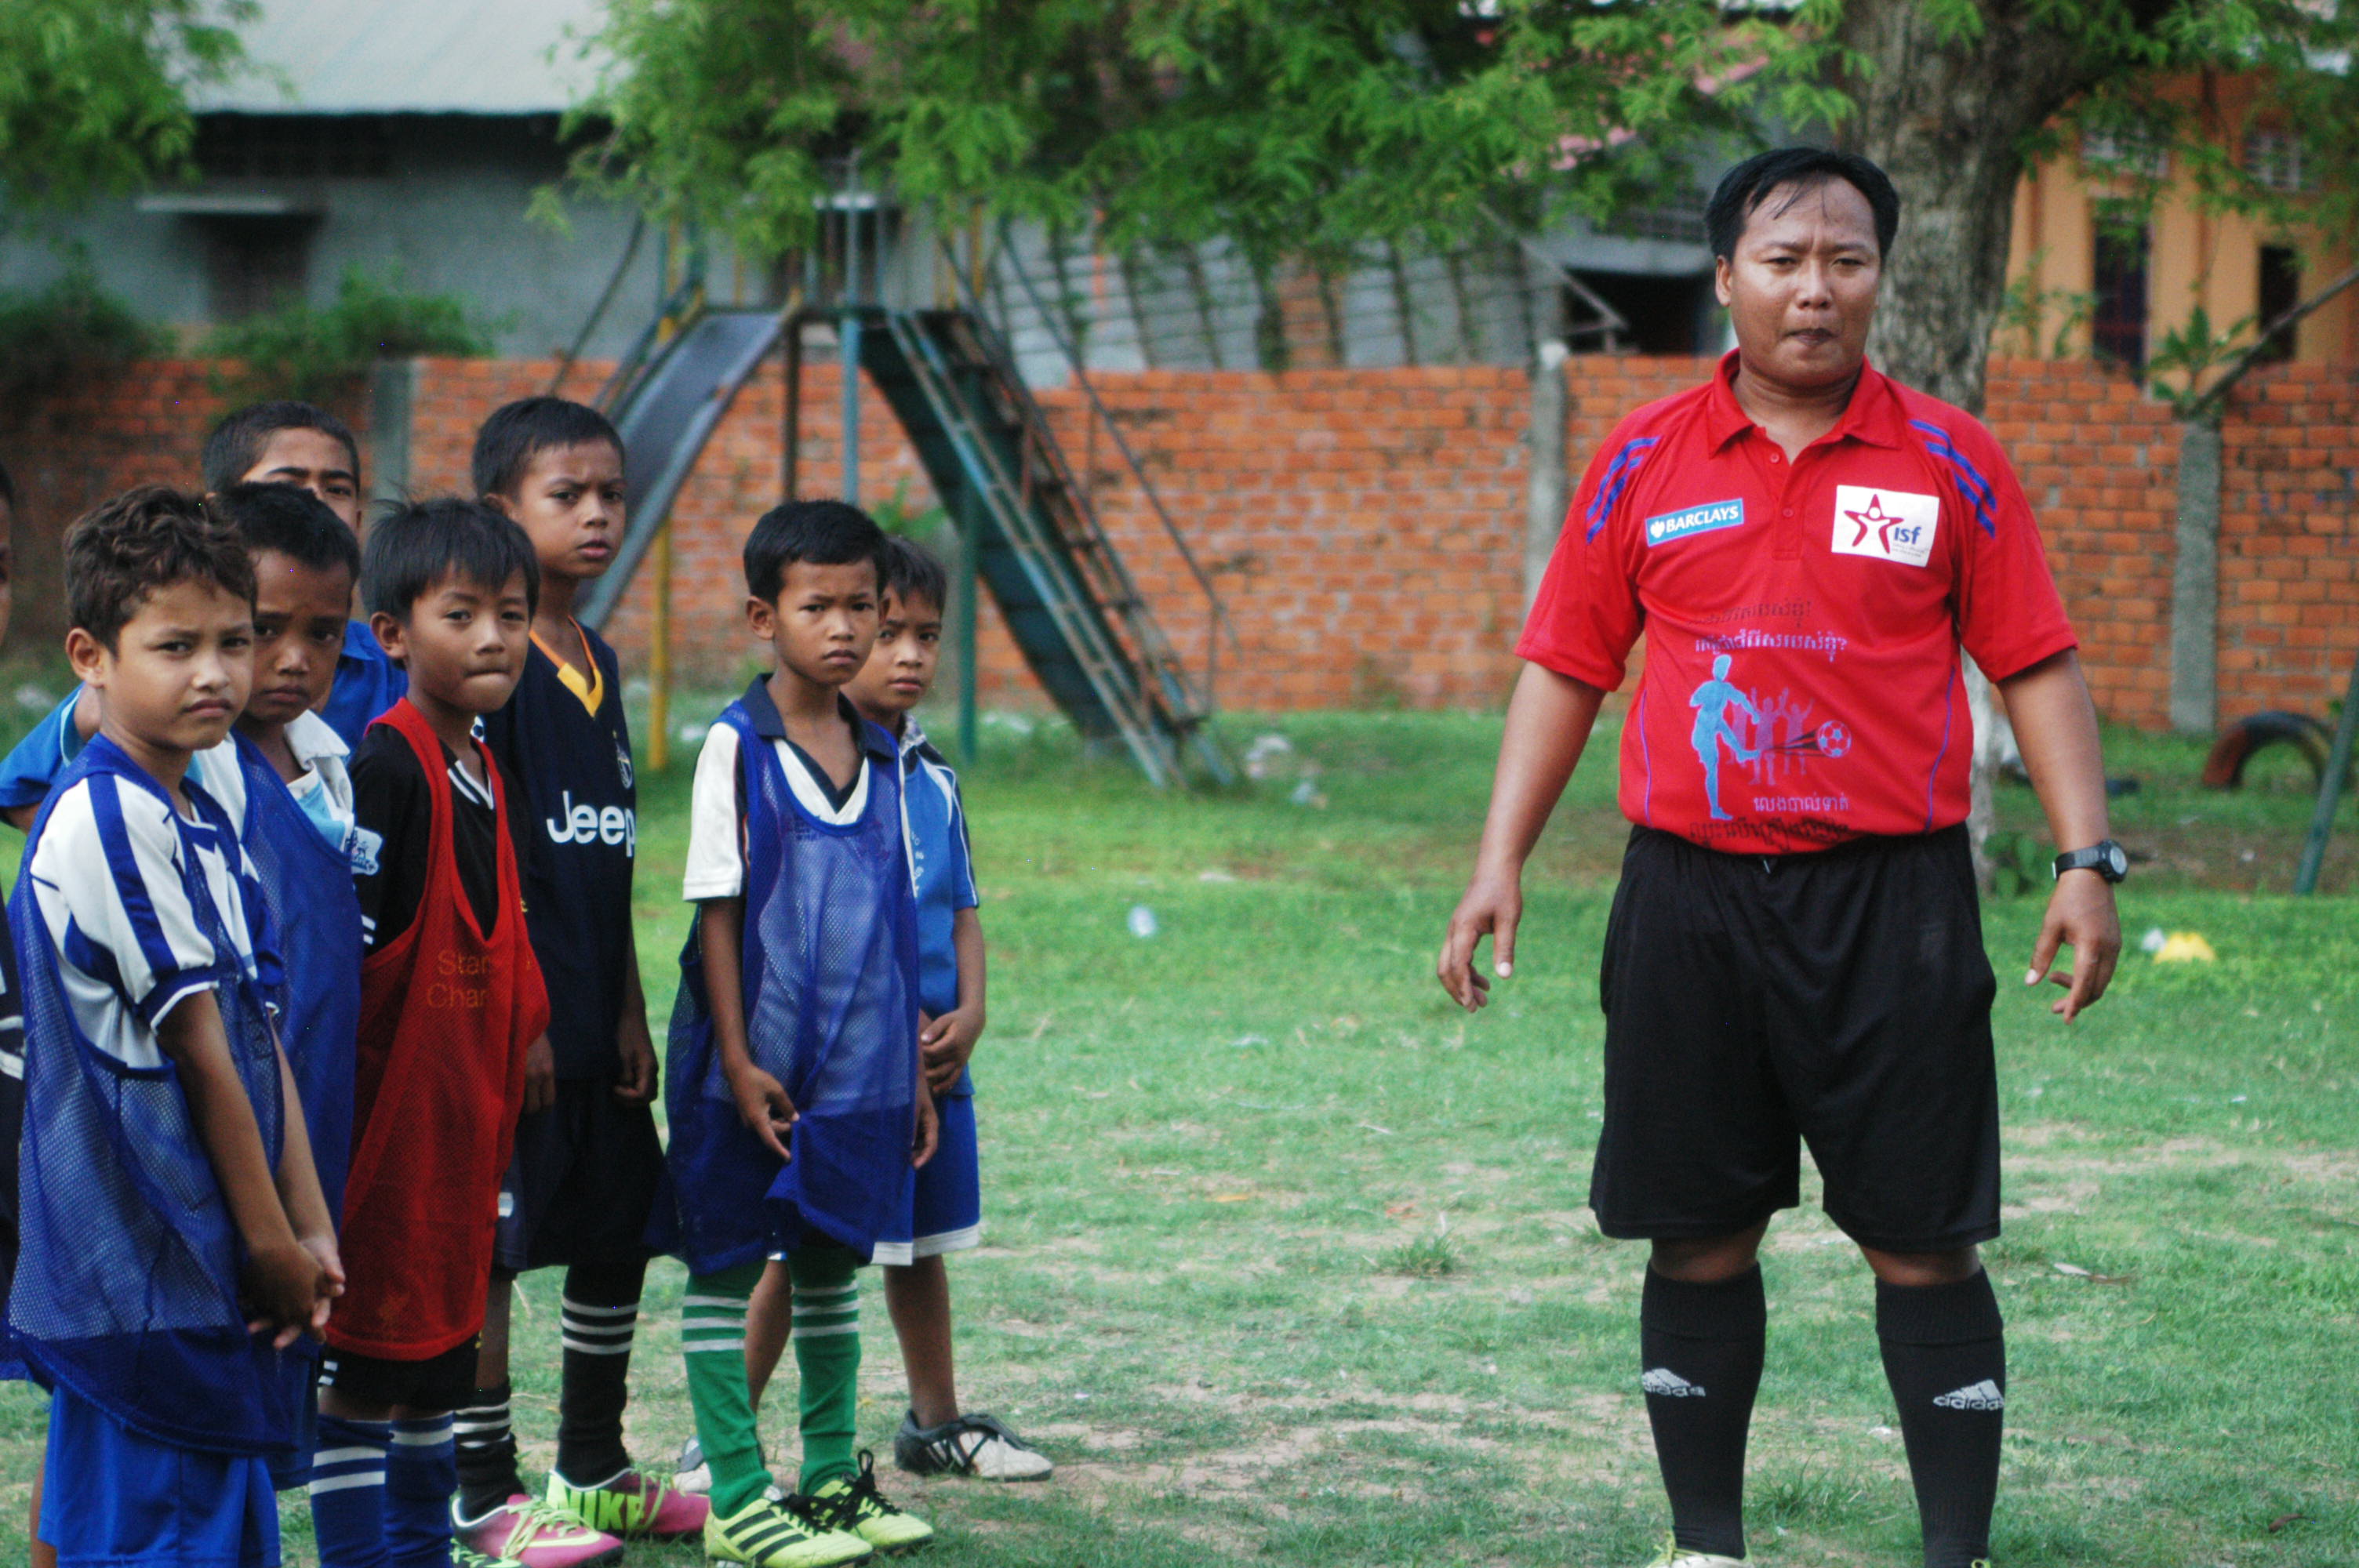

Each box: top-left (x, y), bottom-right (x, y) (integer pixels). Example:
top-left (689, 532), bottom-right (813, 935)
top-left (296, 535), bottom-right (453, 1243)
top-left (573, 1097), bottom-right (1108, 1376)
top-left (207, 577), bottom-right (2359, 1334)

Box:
top-left (191, 0), bottom-right (607, 115)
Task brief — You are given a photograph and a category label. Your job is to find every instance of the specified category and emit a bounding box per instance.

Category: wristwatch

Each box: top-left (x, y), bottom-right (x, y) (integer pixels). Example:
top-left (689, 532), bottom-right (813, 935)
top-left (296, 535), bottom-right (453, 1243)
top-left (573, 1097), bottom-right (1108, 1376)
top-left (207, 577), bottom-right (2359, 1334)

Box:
top-left (2052, 840), bottom-right (2128, 883)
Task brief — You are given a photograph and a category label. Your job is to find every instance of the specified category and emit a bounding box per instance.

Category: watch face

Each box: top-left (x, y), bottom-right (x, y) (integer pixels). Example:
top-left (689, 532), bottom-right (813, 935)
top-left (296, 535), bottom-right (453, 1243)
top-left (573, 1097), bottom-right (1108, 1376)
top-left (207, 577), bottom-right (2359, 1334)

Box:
top-left (2104, 842), bottom-right (2128, 878)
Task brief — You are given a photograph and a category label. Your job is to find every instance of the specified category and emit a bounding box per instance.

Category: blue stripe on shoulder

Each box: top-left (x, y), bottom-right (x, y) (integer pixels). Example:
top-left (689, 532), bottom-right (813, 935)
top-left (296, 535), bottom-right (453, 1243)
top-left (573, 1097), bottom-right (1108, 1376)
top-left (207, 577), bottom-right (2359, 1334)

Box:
top-left (1583, 436), bottom-right (1661, 543)
top-left (84, 773), bottom-right (193, 1003)
top-left (1907, 419), bottom-right (1997, 537)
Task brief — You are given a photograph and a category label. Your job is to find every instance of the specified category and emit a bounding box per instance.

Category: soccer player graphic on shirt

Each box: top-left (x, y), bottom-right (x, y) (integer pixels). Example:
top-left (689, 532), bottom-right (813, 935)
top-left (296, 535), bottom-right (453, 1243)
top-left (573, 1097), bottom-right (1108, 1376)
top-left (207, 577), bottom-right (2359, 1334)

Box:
top-left (1688, 655), bottom-right (1762, 820)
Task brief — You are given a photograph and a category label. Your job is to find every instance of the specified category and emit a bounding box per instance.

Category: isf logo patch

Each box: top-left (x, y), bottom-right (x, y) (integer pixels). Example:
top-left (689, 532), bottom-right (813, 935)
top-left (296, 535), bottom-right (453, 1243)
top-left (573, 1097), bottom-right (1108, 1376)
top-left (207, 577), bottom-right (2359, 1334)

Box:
top-left (1831, 486), bottom-right (1939, 568)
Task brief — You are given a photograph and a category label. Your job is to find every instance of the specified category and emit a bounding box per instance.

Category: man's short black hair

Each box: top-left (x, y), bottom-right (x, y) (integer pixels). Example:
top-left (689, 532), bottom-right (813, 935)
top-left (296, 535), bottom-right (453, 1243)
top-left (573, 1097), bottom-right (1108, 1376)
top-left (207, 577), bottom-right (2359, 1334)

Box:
top-left (883, 535), bottom-right (949, 615)
top-left (67, 485), bottom-right (257, 651)
top-left (743, 499), bottom-right (888, 602)
top-left (202, 401), bottom-right (362, 493)
top-left (214, 482), bottom-right (362, 582)
top-left (1706, 147), bottom-right (1901, 262)
top-left (362, 497), bottom-right (540, 621)
top-left (471, 396), bottom-right (627, 499)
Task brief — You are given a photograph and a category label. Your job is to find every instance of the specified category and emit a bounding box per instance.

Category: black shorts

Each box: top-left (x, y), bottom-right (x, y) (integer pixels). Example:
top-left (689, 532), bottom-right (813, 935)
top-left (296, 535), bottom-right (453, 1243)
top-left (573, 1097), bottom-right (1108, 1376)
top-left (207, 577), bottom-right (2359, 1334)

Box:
top-left (1590, 824), bottom-right (2001, 1253)
top-left (319, 1337), bottom-right (479, 1412)
top-left (495, 1076), bottom-right (665, 1272)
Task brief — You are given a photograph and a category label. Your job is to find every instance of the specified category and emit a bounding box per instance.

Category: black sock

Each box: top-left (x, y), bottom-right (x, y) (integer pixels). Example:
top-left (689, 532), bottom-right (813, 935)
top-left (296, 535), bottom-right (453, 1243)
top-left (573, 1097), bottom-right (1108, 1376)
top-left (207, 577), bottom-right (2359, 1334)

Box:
top-left (454, 1381), bottom-right (518, 1519)
top-left (556, 1255), bottom-right (649, 1485)
top-left (1641, 1265), bottom-right (1765, 1559)
top-left (1877, 1271), bottom-right (2005, 1568)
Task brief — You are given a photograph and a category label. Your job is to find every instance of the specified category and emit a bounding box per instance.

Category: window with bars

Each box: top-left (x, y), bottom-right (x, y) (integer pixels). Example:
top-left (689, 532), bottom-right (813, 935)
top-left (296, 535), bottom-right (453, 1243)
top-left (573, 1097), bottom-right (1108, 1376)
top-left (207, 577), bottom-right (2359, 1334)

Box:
top-left (2244, 130), bottom-right (2310, 194)
top-left (2090, 217), bottom-right (2150, 370)
top-left (2081, 126), bottom-right (2171, 180)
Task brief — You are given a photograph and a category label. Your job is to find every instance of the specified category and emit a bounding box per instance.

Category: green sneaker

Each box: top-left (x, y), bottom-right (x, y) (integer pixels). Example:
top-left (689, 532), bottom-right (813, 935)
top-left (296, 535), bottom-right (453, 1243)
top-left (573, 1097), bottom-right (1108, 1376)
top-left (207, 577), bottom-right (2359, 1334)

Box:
top-left (703, 1492), bottom-right (874, 1567)
top-left (803, 1453), bottom-right (936, 1555)
top-left (453, 1550), bottom-right (527, 1568)
top-left (1642, 1534), bottom-right (1746, 1566)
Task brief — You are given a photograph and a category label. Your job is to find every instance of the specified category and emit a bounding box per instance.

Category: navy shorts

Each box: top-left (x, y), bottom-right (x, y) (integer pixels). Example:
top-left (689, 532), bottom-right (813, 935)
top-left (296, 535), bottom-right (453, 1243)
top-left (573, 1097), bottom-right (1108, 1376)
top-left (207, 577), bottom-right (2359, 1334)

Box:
top-left (1590, 824), bottom-right (2001, 1254)
top-left (42, 1385), bottom-right (280, 1567)
top-left (496, 1076), bottom-right (665, 1272)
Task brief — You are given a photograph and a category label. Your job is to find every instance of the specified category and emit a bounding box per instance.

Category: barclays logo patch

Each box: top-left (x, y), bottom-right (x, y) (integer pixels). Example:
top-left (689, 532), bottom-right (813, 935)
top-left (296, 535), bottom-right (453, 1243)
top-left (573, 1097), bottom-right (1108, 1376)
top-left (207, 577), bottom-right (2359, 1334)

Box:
top-left (1644, 499), bottom-right (1745, 547)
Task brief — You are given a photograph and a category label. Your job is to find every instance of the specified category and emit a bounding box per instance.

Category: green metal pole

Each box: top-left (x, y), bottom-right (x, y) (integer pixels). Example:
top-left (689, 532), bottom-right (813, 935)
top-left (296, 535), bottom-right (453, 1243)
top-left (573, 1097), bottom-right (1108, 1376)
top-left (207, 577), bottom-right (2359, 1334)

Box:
top-left (2292, 652), bottom-right (2359, 895)
top-left (958, 485), bottom-right (980, 766)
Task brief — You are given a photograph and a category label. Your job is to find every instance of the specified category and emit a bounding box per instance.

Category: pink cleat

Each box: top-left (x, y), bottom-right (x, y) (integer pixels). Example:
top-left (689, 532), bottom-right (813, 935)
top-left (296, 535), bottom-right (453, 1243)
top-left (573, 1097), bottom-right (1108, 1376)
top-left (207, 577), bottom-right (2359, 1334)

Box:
top-left (453, 1494), bottom-right (623, 1567)
top-left (547, 1466), bottom-right (713, 1539)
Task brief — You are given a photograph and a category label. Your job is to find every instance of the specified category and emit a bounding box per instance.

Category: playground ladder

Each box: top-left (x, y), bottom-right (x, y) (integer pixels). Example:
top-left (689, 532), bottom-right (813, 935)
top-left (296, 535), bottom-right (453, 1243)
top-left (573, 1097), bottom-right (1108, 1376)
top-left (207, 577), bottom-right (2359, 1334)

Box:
top-left (856, 305), bottom-right (1234, 788)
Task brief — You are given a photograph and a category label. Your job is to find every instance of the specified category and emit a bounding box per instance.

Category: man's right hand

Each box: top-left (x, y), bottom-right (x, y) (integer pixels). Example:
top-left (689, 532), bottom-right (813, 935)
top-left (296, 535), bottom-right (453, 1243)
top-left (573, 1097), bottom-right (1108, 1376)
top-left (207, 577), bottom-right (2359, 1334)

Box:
top-left (1438, 869), bottom-right (1522, 1012)
top-left (243, 1237), bottom-right (329, 1349)
top-left (727, 1062), bottom-right (798, 1163)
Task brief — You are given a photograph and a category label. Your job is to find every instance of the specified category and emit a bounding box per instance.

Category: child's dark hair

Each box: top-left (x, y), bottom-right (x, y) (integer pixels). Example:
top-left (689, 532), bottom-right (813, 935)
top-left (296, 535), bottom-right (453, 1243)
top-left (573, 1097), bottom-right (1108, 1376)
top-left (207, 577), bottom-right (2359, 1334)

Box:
top-left (66, 485), bottom-right (257, 650)
top-left (472, 397), bottom-right (627, 499)
top-left (201, 401), bottom-right (362, 493)
top-left (743, 499), bottom-right (888, 602)
top-left (882, 535), bottom-right (948, 613)
top-left (214, 482), bottom-right (362, 581)
top-left (362, 498), bottom-right (540, 621)
top-left (1704, 147), bottom-right (1901, 262)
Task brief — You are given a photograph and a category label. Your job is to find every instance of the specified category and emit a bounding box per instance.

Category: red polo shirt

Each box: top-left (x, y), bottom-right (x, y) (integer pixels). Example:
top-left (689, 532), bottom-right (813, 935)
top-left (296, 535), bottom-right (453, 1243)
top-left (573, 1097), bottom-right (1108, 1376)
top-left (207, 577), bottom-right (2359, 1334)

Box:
top-left (1518, 351), bottom-right (2075, 854)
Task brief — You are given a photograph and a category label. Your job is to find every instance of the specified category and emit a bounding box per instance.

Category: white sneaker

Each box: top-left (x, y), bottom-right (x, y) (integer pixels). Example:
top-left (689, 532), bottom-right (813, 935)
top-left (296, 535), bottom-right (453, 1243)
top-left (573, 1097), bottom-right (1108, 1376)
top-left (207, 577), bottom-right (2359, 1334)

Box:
top-left (1642, 1534), bottom-right (1746, 1566)
top-left (673, 1436), bottom-right (711, 1496)
top-left (892, 1410), bottom-right (1053, 1481)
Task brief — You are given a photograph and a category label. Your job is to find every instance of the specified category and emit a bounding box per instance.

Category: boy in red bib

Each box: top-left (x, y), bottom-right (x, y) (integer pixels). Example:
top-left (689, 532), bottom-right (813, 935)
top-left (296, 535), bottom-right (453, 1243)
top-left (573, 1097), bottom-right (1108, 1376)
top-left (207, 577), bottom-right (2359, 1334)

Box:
top-left (311, 499), bottom-right (594, 1568)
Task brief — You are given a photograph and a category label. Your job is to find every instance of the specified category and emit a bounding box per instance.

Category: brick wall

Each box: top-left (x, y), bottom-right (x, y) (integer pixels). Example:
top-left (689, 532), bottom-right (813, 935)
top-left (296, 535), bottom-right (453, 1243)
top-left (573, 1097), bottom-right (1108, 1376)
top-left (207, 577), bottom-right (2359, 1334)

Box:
top-left (5, 352), bottom-right (2354, 730)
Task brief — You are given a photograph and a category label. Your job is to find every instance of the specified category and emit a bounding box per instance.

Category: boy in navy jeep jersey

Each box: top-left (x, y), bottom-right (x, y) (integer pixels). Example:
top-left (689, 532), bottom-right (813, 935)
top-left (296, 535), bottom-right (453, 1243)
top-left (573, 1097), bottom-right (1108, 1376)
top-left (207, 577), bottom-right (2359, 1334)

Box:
top-left (456, 398), bottom-right (703, 1558)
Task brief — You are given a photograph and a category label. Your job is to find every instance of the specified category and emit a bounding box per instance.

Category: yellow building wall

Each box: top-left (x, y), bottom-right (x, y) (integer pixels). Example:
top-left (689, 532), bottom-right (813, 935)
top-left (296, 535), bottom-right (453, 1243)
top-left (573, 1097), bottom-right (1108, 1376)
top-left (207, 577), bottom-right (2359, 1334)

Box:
top-left (2002, 82), bottom-right (2357, 366)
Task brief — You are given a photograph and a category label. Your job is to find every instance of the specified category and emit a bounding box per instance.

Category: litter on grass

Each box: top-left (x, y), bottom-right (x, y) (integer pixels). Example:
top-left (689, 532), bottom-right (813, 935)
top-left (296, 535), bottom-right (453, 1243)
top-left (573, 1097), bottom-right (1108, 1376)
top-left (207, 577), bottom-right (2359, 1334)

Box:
top-left (2150, 931), bottom-right (2218, 963)
top-left (1126, 905), bottom-right (1158, 938)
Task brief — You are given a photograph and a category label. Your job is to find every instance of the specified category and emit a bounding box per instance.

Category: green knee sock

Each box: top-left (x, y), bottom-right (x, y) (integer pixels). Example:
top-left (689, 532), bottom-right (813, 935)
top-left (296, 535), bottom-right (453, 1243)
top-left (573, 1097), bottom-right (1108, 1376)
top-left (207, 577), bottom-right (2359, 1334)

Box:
top-left (682, 1262), bottom-right (775, 1515)
top-left (788, 1245), bottom-right (862, 1491)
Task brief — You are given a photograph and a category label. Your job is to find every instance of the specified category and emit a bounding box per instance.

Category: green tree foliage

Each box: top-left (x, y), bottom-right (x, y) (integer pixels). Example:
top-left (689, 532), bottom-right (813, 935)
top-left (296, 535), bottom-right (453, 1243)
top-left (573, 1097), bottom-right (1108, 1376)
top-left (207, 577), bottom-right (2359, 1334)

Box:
top-left (0, 0), bottom-right (250, 215)
top-left (0, 256), bottom-right (165, 401)
top-left (570, 0), bottom-right (1852, 270)
top-left (201, 268), bottom-right (496, 405)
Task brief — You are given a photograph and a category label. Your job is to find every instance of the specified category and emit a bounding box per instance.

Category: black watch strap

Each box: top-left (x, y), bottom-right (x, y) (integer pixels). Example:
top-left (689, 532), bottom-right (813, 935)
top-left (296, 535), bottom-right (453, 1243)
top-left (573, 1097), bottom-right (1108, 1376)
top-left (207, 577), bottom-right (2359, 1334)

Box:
top-left (2052, 840), bottom-right (2128, 883)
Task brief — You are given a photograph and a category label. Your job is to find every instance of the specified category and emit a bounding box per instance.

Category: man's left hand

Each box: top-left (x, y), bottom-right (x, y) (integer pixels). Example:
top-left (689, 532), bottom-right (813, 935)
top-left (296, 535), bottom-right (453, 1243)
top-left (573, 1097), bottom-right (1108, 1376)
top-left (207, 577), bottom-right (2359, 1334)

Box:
top-left (2025, 870), bottom-right (2120, 1022)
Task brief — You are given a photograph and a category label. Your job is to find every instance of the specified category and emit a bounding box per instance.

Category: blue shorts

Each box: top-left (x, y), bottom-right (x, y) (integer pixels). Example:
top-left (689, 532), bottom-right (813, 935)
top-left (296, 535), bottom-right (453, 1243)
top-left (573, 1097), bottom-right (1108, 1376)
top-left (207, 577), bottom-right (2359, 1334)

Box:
top-left (42, 1386), bottom-right (279, 1566)
top-left (764, 1095), bottom-right (980, 1267)
top-left (911, 1093), bottom-right (980, 1258)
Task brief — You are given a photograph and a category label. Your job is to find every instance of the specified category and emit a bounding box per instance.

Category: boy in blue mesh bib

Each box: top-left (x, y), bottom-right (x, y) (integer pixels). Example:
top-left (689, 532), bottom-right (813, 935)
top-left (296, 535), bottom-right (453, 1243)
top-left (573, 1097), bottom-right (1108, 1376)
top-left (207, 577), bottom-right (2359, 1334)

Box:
top-left (11, 487), bottom-right (340, 1567)
top-left (658, 500), bottom-right (939, 1568)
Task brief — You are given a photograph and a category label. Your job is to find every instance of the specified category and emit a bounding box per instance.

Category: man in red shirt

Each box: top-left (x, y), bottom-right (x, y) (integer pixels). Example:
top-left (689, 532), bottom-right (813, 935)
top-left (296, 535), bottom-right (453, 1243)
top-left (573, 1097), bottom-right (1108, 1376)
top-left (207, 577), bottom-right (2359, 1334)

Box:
top-left (1438, 148), bottom-right (2124, 1568)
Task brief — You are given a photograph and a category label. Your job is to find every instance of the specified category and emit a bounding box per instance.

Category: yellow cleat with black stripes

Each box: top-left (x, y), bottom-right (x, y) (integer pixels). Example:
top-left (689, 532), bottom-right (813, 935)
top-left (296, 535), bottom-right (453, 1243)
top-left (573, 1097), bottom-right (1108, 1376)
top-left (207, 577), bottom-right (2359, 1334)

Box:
top-left (703, 1494), bottom-right (872, 1568)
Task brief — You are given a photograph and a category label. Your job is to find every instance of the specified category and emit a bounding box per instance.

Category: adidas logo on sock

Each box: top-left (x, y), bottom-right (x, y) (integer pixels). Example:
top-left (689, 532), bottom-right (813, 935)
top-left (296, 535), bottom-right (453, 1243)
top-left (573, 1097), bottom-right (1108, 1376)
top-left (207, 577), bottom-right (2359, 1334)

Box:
top-left (1934, 1380), bottom-right (2005, 1411)
top-left (1641, 1368), bottom-right (1706, 1398)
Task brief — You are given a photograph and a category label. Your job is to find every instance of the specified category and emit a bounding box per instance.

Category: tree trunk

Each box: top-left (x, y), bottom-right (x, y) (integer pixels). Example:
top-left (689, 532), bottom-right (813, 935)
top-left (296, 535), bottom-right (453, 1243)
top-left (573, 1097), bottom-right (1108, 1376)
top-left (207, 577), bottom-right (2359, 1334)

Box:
top-left (2169, 415), bottom-right (2223, 735)
top-left (1834, 2), bottom-right (2106, 880)
top-left (1525, 338), bottom-right (1569, 609)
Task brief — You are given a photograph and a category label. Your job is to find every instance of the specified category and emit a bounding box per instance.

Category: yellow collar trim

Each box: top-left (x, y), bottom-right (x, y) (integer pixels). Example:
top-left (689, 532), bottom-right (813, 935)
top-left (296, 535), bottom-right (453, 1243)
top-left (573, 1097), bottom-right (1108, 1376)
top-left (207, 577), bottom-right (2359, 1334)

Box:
top-left (533, 620), bottom-right (603, 716)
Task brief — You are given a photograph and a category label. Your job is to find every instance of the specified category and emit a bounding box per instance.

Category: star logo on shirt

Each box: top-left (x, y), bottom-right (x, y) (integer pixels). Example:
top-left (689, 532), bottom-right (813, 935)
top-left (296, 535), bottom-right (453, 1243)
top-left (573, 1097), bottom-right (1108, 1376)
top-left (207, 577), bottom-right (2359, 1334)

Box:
top-left (1844, 492), bottom-right (1901, 551)
top-left (1830, 485), bottom-right (1939, 568)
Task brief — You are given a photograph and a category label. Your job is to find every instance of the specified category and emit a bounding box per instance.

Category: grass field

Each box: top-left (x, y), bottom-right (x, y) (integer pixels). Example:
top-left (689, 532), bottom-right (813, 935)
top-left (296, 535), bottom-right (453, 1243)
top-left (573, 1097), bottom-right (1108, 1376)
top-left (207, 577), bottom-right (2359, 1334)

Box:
top-left (0, 699), bottom-right (2354, 1567)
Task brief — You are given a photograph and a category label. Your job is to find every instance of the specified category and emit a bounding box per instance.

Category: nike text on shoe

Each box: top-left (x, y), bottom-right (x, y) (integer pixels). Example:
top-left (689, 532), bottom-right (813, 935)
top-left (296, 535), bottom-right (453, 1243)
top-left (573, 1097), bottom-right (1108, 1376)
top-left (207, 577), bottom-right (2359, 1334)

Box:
top-left (1641, 1368), bottom-right (1708, 1398)
top-left (893, 1410), bottom-right (1053, 1481)
top-left (547, 1466), bottom-right (711, 1538)
top-left (703, 1493), bottom-right (874, 1568)
top-left (1933, 1380), bottom-right (2007, 1411)
top-left (453, 1494), bottom-right (623, 1568)
top-left (804, 1453), bottom-right (936, 1554)
top-left (1642, 1530), bottom-right (1747, 1566)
